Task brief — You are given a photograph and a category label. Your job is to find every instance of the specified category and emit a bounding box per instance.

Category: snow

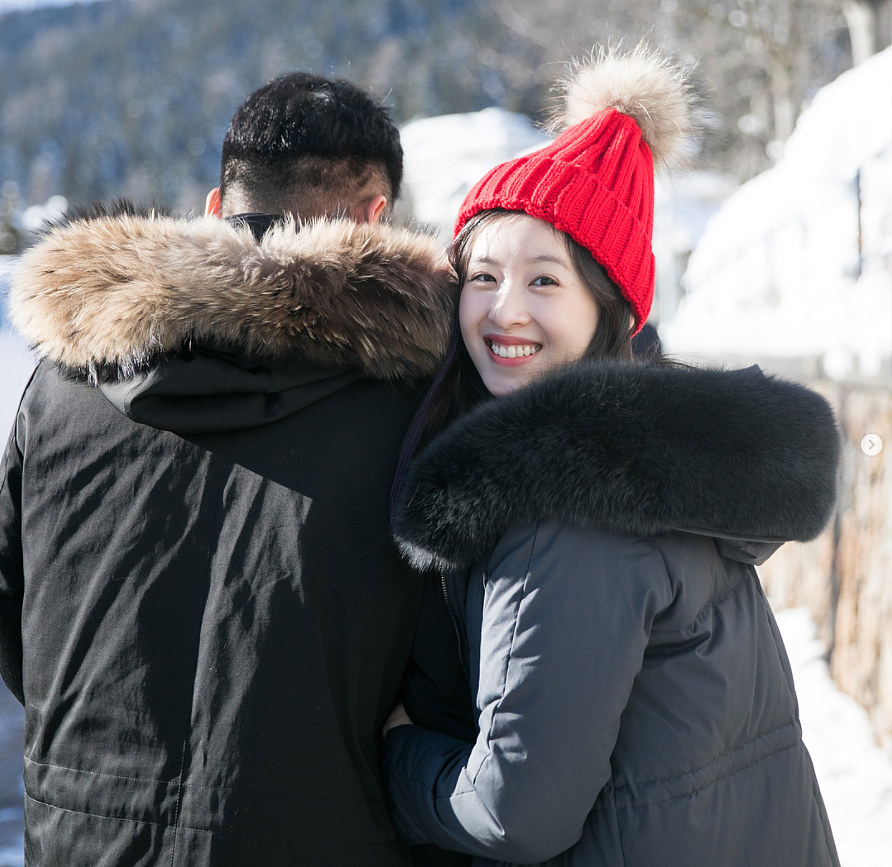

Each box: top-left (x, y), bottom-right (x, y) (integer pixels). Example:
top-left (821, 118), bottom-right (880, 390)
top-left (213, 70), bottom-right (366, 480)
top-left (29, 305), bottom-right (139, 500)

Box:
top-left (662, 48), bottom-right (892, 376)
top-left (645, 56), bottom-right (892, 863)
top-left (0, 330), bottom-right (31, 440)
top-left (400, 107), bottom-right (551, 239)
top-left (775, 608), bottom-right (892, 867)
top-left (0, 258), bottom-right (35, 440)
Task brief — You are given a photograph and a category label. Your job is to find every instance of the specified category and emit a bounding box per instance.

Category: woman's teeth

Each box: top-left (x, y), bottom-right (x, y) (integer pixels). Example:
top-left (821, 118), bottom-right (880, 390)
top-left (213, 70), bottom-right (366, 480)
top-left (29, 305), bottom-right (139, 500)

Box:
top-left (488, 341), bottom-right (540, 359)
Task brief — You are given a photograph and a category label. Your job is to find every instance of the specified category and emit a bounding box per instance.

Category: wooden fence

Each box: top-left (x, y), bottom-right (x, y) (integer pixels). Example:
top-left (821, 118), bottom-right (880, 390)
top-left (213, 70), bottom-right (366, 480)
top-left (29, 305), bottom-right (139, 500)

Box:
top-left (758, 378), bottom-right (891, 752)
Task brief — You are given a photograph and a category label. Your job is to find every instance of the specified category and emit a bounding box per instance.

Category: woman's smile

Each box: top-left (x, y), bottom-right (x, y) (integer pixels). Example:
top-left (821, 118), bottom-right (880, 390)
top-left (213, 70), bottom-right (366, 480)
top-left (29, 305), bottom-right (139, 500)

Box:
top-left (484, 334), bottom-right (542, 363)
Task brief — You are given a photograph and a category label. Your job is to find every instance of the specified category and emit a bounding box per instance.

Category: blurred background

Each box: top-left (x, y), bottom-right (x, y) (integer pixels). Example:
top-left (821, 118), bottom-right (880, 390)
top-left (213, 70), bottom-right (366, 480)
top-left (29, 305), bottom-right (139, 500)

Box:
top-left (0, 0), bottom-right (890, 864)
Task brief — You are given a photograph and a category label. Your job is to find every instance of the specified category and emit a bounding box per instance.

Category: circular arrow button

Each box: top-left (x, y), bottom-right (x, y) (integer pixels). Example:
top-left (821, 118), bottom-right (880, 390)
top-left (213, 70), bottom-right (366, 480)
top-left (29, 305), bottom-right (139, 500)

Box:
top-left (861, 434), bottom-right (883, 456)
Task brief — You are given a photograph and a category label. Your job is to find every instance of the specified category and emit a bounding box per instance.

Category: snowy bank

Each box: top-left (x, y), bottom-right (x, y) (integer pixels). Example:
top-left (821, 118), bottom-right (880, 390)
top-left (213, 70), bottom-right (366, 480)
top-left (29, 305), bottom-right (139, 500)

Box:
top-left (663, 47), bottom-right (892, 378)
top-left (775, 607), bottom-right (892, 867)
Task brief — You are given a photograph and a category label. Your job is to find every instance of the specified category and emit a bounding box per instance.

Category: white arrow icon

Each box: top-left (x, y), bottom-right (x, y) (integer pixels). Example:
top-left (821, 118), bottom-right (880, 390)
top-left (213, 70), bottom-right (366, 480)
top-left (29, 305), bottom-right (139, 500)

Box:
top-left (861, 434), bottom-right (883, 456)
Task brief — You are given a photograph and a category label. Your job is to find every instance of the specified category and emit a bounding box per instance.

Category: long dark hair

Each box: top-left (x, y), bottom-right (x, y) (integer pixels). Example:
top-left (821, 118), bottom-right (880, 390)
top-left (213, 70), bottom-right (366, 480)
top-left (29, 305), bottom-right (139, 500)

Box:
top-left (390, 208), bottom-right (636, 517)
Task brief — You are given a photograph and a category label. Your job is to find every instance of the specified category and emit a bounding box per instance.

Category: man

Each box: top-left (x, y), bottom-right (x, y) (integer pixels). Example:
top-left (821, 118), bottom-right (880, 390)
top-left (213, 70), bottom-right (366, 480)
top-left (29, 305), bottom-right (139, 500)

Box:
top-left (0, 72), bottom-right (458, 865)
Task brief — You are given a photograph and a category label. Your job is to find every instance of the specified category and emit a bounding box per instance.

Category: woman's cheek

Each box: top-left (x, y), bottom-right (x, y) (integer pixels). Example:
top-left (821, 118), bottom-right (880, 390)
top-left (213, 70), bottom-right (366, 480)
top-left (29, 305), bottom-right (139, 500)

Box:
top-left (459, 289), bottom-right (485, 340)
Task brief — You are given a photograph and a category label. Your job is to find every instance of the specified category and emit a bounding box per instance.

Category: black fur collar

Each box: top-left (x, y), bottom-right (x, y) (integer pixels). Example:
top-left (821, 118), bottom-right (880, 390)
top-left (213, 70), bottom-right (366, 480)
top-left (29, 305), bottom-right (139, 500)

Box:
top-left (393, 361), bottom-right (840, 570)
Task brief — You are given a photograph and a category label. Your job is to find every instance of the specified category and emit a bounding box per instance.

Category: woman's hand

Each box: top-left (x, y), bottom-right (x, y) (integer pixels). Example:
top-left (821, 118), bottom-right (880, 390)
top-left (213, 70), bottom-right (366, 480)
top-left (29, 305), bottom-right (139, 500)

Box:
top-left (383, 701), bottom-right (415, 737)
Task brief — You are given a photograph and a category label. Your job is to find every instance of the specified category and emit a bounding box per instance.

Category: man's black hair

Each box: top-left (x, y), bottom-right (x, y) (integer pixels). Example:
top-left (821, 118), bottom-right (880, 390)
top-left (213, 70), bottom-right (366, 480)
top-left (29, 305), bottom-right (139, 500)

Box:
top-left (219, 72), bottom-right (403, 217)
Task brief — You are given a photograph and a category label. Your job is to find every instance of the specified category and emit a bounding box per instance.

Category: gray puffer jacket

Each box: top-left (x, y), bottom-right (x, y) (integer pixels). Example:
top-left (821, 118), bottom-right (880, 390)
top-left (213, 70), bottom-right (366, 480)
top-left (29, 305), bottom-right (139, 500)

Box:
top-left (384, 361), bottom-right (841, 867)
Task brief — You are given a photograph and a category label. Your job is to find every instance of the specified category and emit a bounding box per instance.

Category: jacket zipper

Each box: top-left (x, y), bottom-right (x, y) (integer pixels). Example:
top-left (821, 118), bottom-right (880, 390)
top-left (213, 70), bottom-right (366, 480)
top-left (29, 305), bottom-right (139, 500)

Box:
top-left (440, 570), bottom-right (471, 686)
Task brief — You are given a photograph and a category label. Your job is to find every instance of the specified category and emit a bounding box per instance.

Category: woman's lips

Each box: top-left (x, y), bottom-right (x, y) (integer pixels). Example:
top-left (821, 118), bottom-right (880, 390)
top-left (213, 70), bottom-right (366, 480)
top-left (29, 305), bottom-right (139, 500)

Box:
top-left (484, 336), bottom-right (542, 366)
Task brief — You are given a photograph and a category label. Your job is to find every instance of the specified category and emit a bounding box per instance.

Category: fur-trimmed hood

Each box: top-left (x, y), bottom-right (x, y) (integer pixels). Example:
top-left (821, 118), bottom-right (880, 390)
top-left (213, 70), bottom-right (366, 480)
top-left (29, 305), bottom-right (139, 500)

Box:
top-left (9, 207), bottom-right (454, 383)
top-left (393, 361), bottom-right (841, 571)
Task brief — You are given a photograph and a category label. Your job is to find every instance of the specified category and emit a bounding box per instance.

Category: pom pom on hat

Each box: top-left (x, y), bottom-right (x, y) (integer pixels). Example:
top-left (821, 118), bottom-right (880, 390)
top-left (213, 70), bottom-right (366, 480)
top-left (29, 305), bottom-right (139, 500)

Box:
top-left (555, 43), bottom-right (693, 171)
top-left (455, 44), bottom-right (695, 332)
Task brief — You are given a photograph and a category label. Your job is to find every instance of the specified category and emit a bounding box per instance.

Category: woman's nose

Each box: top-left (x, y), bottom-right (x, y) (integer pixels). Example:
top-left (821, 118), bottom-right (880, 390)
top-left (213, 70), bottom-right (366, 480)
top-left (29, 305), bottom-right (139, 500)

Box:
top-left (488, 283), bottom-right (530, 328)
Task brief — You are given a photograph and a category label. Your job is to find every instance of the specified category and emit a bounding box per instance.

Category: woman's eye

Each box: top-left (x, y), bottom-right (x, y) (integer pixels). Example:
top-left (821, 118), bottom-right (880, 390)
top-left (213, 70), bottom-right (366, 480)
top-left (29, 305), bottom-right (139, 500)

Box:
top-left (532, 275), bottom-right (558, 287)
top-left (468, 273), bottom-right (496, 284)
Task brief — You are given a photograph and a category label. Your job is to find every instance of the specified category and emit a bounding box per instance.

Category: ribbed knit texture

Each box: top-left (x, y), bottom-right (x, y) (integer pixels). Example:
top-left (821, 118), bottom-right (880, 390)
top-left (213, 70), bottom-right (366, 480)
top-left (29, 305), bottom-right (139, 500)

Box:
top-left (455, 108), bottom-right (655, 330)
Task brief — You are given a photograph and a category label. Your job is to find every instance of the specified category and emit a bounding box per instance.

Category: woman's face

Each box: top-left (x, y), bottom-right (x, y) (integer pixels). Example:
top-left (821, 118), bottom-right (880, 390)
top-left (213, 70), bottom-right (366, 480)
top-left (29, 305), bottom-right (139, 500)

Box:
top-left (459, 213), bottom-right (600, 396)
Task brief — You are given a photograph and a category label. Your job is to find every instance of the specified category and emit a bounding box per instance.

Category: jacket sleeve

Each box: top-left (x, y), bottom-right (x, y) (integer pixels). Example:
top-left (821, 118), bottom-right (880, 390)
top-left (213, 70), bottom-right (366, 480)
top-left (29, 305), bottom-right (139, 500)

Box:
top-left (0, 407), bottom-right (26, 705)
top-left (383, 521), bottom-right (672, 863)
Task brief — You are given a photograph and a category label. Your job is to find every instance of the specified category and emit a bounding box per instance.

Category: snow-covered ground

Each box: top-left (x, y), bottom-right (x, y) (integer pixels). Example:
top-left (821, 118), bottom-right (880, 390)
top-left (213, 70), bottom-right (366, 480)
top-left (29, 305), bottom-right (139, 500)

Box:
top-left (774, 608), bottom-right (892, 867)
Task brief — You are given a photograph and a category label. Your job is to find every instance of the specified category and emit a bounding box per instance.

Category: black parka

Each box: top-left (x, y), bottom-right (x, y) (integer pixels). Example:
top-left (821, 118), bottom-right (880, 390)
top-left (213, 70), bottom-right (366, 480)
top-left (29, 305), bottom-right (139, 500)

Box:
top-left (0, 208), bottom-right (459, 866)
top-left (385, 361), bottom-right (842, 867)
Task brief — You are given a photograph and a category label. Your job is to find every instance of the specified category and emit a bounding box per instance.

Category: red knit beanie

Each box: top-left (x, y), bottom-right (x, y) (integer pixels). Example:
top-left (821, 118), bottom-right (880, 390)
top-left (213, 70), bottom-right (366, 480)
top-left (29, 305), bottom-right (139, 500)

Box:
top-left (454, 46), bottom-right (693, 332)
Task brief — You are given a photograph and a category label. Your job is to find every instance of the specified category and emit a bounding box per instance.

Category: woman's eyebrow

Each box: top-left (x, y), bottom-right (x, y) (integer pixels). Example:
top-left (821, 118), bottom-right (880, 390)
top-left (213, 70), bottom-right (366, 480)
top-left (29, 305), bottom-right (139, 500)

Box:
top-left (471, 253), bottom-right (567, 267)
top-left (529, 254), bottom-right (568, 266)
top-left (468, 254), bottom-right (569, 268)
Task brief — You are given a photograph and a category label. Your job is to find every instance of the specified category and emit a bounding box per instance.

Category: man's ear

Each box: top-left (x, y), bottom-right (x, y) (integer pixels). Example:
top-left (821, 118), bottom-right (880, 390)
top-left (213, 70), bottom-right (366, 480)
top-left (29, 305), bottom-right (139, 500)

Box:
top-left (366, 195), bottom-right (388, 224)
top-left (205, 188), bottom-right (222, 218)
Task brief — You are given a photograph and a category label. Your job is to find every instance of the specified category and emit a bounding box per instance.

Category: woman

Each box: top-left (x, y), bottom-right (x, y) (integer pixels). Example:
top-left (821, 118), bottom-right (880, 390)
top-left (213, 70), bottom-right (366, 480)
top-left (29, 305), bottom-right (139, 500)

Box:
top-left (383, 47), bottom-right (841, 866)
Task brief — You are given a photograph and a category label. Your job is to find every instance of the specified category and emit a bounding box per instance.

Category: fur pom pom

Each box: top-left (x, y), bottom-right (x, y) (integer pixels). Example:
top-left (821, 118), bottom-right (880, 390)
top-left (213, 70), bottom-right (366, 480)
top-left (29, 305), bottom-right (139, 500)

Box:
top-left (554, 44), bottom-right (694, 170)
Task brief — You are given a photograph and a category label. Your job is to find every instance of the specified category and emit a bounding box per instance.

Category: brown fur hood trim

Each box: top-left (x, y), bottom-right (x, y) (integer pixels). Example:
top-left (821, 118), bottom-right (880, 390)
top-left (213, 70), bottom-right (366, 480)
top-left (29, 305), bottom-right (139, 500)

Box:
top-left (10, 211), bottom-right (455, 382)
